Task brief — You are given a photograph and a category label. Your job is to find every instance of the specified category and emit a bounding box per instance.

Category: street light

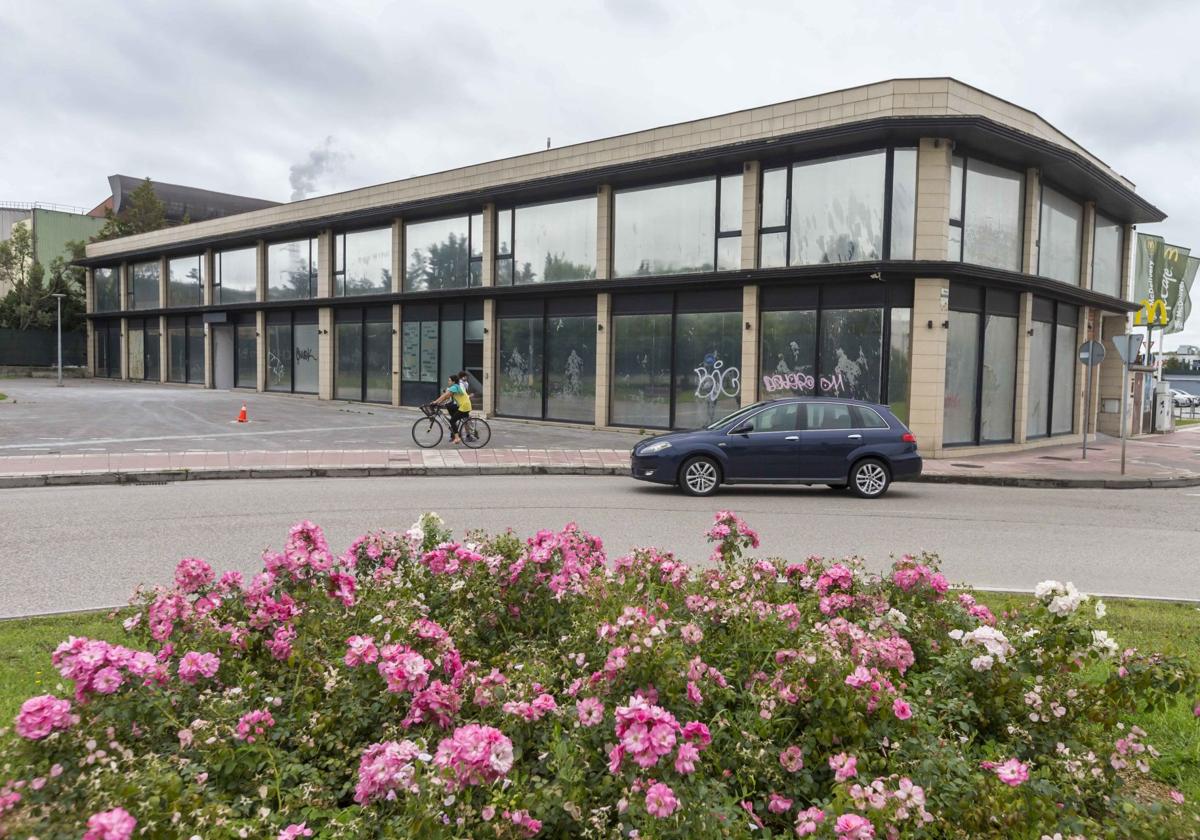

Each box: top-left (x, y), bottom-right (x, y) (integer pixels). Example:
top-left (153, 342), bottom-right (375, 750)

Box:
top-left (50, 293), bottom-right (65, 388)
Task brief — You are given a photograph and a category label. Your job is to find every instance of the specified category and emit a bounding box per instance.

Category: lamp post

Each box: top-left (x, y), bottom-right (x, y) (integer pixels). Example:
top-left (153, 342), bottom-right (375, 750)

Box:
top-left (50, 293), bottom-right (65, 387)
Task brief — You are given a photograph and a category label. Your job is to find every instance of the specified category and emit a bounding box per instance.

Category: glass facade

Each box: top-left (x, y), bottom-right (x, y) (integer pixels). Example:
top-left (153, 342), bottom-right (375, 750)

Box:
top-left (130, 261), bottom-right (160, 310)
top-left (943, 310), bottom-right (980, 445)
top-left (168, 256), bottom-right (203, 307)
top-left (266, 311), bottom-right (319, 393)
top-left (614, 178), bottom-right (717, 277)
top-left (405, 216), bottom-right (471, 291)
top-left (942, 286), bottom-right (1019, 445)
top-left (980, 312), bottom-right (1017, 442)
top-left (1052, 319), bottom-right (1078, 435)
top-left (1039, 185), bottom-right (1083, 285)
top-left (497, 316), bottom-right (544, 418)
top-left (1026, 309), bottom-right (1053, 437)
top-left (337, 228), bottom-right (392, 296)
top-left (94, 267), bottom-right (120, 312)
top-left (611, 312), bottom-right (672, 428)
top-left (401, 302), bottom-right (483, 406)
top-left (217, 247), bottom-right (257, 304)
top-left (1091, 213), bottom-right (1123, 298)
top-left (819, 309), bottom-right (883, 401)
top-left (948, 156), bottom-right (1024, 271)
top-left (672, 311), bottom-right (742, 429)
top-left (493, 301), bottom-right (597, 423)
top-left (93, 320), bottom-right (121, 378)
top-left (499, 196), bottom-right (597, 285)
top-left (890, 148), bottom-right (917, 260)
top-left (125, 317), bottom-right (161, 381)
top-left (335, 307), bottom-right (392, 402)
top-left (267, 239), bottom-right (317, 300)
top-left (790, 151), bottom-right (886, 265)
top-left (235, 314), bottom-right (256, 389)
top-left (187, 317), bottom-right (204, 383)
top-left (127, 322), bottom-right (144, 380)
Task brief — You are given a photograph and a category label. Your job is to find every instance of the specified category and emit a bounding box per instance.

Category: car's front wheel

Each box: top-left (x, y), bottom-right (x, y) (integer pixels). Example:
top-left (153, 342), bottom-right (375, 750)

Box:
top-left (848, 458), bottom-right (890, 499)
top-left (679, 456), bottom-right (721, 497)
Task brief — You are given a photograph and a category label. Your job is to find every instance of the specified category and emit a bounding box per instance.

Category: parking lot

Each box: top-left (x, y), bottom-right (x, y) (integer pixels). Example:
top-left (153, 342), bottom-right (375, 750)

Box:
top-left (0, 379), bottom-right (643, 454)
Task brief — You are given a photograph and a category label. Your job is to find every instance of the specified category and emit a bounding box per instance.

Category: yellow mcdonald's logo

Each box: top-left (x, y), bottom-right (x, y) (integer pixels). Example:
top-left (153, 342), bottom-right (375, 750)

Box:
top-left (1166, 248), bottom-right (1180, 261)
top-left (1134, 298), bottom-right (1169, 326)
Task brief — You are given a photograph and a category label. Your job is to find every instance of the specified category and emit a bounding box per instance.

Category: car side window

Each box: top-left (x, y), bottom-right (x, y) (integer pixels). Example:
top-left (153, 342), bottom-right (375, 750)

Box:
top-left (850, 406), bottom-right (889, 429)
top-left (805, 403), bottom-right (853, 430)
top-left (737, 403), bottom-right (799, 433)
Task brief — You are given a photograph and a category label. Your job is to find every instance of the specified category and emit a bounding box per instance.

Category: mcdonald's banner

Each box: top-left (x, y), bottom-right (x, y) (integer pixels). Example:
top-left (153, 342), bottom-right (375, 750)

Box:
top-left (1133, 234), bottom-right (1193, 332)
top-left (1171, 256), bottom-right (1200, 335)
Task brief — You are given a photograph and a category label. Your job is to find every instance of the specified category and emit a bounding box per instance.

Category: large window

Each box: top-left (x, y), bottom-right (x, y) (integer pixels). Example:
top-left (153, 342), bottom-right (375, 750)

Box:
top-left (93, 320), bottom-right (121, 378)
top-left (266, 310), bottom-right (319, 393)
top-left (758, 283), bottom-right (912, 414)
top-left (267, 239), bottom-right (317, 301)
top-left (1091, 213), bottom-right (1124, 298)
top-left (1026, 301), bottom-right (1054, 437)
top-left (760, 148), bottom-right (914, 269)
top-left (948, 155), bottom-right (1025, 271)
top-left (234, 313), bottom-right (256, 389)
top-left (942, 285), bottom-right (1019, 445)
top-left (126, 317), bottom-right (160, 381)
top-left (716, 174), bottom-right (743, 271)
top-left (129, 261), bottom-right (160, 310)
top-left (495, 299), bottom-right (598, 423)
top-left (335, 307), bottom-right (392, 403)
top-left (94, 267), bottom-right (119, 312)
top-left (168, 256), bottom-right (203, 307)
top-left (166, 316), bottom-right (204, 384)
top-left (1027, 299), bottom-right (1079, 437)
top-left (496, 196), bottom-right (597, 285)
top-left (404, 216), bottom-right (474, 291)
top-left (400, 302), bottom-right (483, 406)
top-left (1038, 184), bottom-right (1083, 285)
top-left (610, 291), bottom-right (742, 430)
top-left (217, 247), bottom-right (257, 304)
top-left (336, 227), bottom-right (392, 296)
top-left (1052, 306), bottom-right (1078, 435)
top-left (614, 178), bottom-right (718, 277)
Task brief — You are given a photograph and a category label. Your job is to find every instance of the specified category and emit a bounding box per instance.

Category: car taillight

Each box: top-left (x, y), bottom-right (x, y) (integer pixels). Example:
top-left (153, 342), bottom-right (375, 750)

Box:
top-left (901, 432), bottom-right (917, 444)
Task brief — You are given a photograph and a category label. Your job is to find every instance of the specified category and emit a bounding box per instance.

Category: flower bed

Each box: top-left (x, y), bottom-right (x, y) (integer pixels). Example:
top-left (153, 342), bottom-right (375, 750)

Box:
top-left (1, 512), bottom-right (1197, 838)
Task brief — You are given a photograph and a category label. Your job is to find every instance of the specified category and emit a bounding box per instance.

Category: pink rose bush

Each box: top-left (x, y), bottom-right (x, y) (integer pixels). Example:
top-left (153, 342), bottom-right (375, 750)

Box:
top-left (0, 512), bottom-right (1195, 838)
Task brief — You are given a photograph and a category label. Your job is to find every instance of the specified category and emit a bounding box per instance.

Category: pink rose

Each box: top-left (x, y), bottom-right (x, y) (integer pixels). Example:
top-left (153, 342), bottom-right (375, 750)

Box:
top-left (644, 782), bottom-right (679, 818)
top-left (83, 807), bottom-right (136, 840)
top-left (892, 698), bottom-right (912, 720)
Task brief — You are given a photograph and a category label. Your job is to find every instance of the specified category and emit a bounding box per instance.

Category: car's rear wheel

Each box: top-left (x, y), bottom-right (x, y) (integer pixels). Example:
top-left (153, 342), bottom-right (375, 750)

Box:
top-left (848, 458), bottom-right (890, 499)
top-left (679, 456), bottom-right (721, 497)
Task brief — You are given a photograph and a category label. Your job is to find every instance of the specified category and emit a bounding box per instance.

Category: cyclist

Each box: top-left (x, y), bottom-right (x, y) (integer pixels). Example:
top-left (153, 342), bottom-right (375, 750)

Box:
top-left (432, 372), bottom-right (473, 444)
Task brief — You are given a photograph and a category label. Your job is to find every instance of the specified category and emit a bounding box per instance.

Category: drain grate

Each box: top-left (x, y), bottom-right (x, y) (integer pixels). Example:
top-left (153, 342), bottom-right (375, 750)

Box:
top-left (950, 462), bottom-right (984, 469)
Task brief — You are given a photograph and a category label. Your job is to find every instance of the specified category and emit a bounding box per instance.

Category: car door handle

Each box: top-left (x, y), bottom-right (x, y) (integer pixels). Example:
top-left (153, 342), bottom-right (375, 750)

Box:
top-left (847, 434), bottom-right (862, 440)
top-left (785, 435), bottom-right (799, 441)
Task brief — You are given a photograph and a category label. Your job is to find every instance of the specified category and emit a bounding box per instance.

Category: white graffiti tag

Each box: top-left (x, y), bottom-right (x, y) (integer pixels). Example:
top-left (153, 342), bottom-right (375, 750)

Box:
top-left (694, 359), bottom-right (741, 402)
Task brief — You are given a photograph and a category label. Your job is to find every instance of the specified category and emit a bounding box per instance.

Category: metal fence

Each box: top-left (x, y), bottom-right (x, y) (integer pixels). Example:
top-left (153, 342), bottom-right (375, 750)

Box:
top-left (0, 327), bottom-right (86, 367)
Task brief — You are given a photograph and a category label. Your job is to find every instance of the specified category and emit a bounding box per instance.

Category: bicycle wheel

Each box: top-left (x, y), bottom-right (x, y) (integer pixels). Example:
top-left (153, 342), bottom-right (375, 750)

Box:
top-left (460, 417), bottom-right (491, 449)
top-left (411, 416), bottom-right (444, 448)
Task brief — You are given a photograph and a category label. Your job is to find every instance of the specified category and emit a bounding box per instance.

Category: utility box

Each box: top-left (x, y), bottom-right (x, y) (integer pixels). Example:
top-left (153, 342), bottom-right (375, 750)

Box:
top-left (1154, 382), bottom-right (1174, 433)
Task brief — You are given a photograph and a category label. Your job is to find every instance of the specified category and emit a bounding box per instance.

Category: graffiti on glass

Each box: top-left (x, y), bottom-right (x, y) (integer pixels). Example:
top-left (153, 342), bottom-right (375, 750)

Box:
top-left (694, 356), bottom-right (740, 403)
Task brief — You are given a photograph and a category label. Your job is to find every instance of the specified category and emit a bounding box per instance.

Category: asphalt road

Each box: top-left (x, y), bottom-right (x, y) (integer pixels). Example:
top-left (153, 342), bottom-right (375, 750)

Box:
top-left (3, 476), bottom-right (1199, 618)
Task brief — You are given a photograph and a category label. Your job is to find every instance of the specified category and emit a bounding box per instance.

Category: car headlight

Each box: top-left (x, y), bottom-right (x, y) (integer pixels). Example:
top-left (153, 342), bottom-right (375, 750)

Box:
top-left (638, 440), bottom-right (673, 455)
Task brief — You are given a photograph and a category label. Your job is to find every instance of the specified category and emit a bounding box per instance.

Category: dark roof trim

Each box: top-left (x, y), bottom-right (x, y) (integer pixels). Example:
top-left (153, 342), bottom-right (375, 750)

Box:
top-left (78, 115), bottom-right (1163, 268)
top-left (86, 259), bottom-right (1134, 321)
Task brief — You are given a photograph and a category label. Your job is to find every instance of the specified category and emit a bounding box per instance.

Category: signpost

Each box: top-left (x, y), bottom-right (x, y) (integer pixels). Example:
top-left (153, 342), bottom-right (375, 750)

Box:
top-left (1077, 340), bottom-right (1105, 460)
top-left (1111, 334), bottom-right (1144, 475)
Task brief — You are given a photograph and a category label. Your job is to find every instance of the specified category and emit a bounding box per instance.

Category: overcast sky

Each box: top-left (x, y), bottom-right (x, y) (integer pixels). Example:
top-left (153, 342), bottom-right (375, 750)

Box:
top-left (3, 1), bottom-right (1199, 345)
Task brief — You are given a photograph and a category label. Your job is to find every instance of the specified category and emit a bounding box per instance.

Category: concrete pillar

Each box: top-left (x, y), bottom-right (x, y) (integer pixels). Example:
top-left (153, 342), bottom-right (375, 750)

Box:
top-left (316, 229), bottom-right (334, 298)
top-left (913, 138), bottom-right (951, 261)
top-left (159, 316), bottom-right (168, 384)
top-left (118, 263), bottom-right (129, 311)
top-left (86, 319), bottom-right (95, 377)
top-left (740, 285), bottom-right (759, 406)
top-left (481, 204), bottom-right (495, 287)
top-left (203, 325), bottom-right (214, 389)
top-left (1120, 223), bottom-right (1135, 301)
top-left (203, 249), bottom-right (215, 305)
top-left (1080, 202), bottom-right (1096, 290)
top-left (256, 240), bottom-right (267, 302)
top-left (318, 306), bottom-right (333, 400)
top-left (1022, 168), bottom-right (1041, 275)
top-left (391, 303), bottom-right (402, 406)
top-left (119, 317), bottom-right (129, 380)
top-left (595, 293), bottom-right (611, 426)
top-left (595, 185), bottom-right (613, 280)
top-left (391, 220), bottom-right (403, 293)
top-left (908, 278), bottom-right (950, 455)
top-left (482, 298), bottom-right (496, 416)
top-left (158, 256), bottom-right (168, 310)
top-left (255, 311), bottom-right (267, 392)
top-left (740, 161), bottom-right (761, 269)
top-left (1013, 292), bottom-right (1033, 443)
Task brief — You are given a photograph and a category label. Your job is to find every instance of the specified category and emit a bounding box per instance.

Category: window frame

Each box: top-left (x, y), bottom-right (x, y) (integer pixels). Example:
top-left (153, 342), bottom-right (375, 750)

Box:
top-left (402, 214), bottom-right (478, 292)
top-left (494, 297), bottom-right (597, 423)
top-left (1037, 179), bottom-right (1086, 286)
top-left (215, 246), bottom-right (258, 305)
top-left (944, 283), bottom-right (1020, 446)
top-left (167, 255), bottom-right (204, 308)
top-left (266, 238), bottom-right (318, 301)
top-left (494, 193), bottom-right (600, 287)
top-left (947, 151), bottom-right (1027, 270)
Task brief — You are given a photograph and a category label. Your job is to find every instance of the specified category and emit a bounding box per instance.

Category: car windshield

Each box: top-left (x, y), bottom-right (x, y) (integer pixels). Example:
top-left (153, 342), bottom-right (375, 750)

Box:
top-left (704, 405), bottom-right (762, 431)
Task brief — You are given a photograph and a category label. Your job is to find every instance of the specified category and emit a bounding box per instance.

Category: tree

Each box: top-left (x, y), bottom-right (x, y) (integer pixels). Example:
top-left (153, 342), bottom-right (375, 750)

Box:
top-left (92, 177), bottom-right (168, 242)
top-left (0, 231), bottom-right (86, 331)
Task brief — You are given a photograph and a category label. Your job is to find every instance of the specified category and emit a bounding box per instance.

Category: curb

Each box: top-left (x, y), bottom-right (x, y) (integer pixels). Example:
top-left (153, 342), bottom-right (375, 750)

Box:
top-left (3, 464), bottom-right (1200, 490)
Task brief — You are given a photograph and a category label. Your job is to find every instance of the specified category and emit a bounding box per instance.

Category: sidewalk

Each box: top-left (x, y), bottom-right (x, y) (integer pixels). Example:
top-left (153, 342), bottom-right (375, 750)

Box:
top-left (2, 430), bottom-right (1198, 489)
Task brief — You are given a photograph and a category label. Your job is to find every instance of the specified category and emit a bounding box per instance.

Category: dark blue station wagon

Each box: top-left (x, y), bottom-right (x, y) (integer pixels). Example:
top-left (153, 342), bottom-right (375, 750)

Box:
top-left (630, 398), bottom-right (921, 499)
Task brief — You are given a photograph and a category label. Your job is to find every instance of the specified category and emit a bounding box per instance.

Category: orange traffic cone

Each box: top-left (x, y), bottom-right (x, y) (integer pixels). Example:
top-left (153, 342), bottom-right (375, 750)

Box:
top-left (236, 403), bottom-right (248, 423)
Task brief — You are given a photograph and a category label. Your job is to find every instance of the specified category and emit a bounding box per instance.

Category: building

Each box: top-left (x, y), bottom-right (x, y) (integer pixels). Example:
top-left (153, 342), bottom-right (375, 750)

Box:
top-left (78, 78), bottom-right (1160, 458)
top-left (0, 203), bottom-right (107, 296)
top-left (92, 175), bottom-right (280, 224)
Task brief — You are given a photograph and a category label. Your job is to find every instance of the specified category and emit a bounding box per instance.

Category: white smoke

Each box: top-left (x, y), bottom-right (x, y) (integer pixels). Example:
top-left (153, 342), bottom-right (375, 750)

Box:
top-left (288, 136), bottom-right (349, 201)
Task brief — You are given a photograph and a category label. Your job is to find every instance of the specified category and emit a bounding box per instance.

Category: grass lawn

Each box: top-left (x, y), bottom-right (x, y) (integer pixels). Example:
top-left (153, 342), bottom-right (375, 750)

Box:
top-left (0, 392), bottom-right (7, 401)
top-left (2, 596), bottom-right (1196, 803)
top-left (979, 592), bottom-right (1200, 803)
top-left (1176, 416), bottom-right (1200, 427)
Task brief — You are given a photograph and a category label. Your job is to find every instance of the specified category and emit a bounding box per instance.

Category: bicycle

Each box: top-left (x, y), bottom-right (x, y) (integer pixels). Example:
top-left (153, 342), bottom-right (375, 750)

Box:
top-left (411, 403), bottom-right (492, 449)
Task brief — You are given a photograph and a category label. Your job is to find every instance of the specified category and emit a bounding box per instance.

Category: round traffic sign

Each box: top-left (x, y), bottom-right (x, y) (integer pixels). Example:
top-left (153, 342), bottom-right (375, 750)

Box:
top-left (1078, 340), bottom-right (1106, 367)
